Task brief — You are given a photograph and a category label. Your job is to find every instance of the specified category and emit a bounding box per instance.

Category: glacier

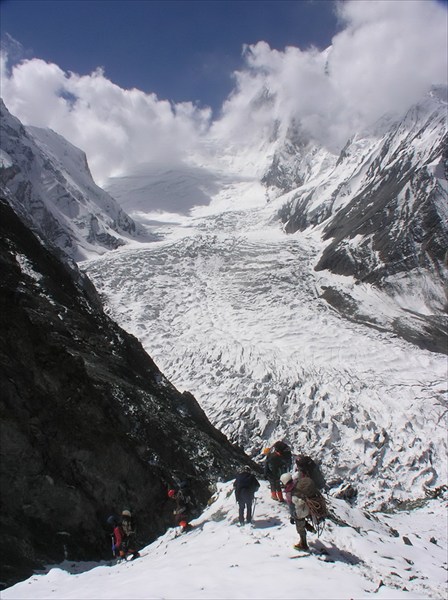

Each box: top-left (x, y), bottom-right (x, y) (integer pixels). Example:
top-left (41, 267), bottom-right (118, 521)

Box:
top-left (83, 185), bottom-right (447, 510)
top-left (78, 87), bottom-right (448, 510)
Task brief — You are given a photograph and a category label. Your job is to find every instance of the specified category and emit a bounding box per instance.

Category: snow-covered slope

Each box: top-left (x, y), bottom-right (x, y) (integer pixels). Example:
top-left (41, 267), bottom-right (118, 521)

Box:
top-left (0, 100), bottom-right (145, 260)
top-left (3, 481), bottom-right (447, 600)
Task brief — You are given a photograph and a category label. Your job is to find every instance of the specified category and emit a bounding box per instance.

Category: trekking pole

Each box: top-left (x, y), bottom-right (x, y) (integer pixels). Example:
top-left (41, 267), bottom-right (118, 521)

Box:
top-left (252, 495), bottom-right (257, 520)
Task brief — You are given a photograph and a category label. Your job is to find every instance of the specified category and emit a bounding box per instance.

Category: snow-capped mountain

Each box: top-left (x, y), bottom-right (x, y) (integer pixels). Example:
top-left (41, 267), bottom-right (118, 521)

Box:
top-left (0, 100), bottom-right (145, 260)
top-left (273, 86), bottom-right (448, 353)
top-left (81, 87), bottom-right (447, 511)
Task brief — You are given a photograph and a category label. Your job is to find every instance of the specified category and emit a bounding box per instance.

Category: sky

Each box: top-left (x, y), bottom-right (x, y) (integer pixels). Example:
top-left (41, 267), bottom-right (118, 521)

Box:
top-left (1, 0), bottom-right (447, 184)
top-left (1, 0), bottom-right (340, 111)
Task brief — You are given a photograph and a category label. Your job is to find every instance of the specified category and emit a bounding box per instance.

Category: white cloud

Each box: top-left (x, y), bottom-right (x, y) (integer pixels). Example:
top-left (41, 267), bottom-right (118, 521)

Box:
top-left (0, 56), bottom-right (211, 184)
top-left (214, 0), bottom-right (448, 153)
top-left (1, 0), bottom-right (446, 182)
top-left (330, 0), bottom-right (448, 120)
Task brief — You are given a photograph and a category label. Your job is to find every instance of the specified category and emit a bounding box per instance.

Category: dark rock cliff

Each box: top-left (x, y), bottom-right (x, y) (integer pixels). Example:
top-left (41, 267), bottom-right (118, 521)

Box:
top-left (0, 198), bottom-right (250, 588)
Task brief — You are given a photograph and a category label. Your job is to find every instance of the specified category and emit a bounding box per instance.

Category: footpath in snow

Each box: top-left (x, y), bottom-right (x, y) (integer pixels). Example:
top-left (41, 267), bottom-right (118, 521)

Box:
top-left (3, 481), bottom-right (447, 600)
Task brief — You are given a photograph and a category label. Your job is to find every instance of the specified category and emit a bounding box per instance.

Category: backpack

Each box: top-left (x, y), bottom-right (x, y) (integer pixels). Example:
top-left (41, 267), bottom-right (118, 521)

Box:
top-left (296, 455), bottom-right (326, 490)
top-left (273, 441), bottom-right (290, 454)
top-left (121, 516), bottom-right (135, 537)
top-left (236, 472), bottom-right (259, 493)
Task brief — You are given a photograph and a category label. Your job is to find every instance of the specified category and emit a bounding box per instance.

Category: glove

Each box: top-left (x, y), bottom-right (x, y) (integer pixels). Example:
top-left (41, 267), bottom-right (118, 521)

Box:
top-left (290, 518), bottom-right (296, 525)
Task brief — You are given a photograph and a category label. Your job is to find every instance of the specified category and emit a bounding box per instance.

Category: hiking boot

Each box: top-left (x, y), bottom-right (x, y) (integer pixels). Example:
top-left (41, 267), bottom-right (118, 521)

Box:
top-left (293, 542), bottom-right (310, 551)
top-left (276, 491), bottom-right (285, 503)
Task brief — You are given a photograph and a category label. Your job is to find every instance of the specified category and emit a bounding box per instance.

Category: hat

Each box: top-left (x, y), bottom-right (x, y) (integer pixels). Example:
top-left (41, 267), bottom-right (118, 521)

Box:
top-left (280, 472), bottom-right (293, 485)
top-left (243, 465), bottom-right (251, 472)
top-left (121, 509), bottom-right (131, 517)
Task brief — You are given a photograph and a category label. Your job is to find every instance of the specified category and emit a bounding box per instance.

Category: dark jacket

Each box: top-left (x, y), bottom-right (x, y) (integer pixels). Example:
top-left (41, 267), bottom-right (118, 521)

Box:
top-left (234, 472), bottom-right (260, 501)
top-left (264, 451), bottom-right (291, 480)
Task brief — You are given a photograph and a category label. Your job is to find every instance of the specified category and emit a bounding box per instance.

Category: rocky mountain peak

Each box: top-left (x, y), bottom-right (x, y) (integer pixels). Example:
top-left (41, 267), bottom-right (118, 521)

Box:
top-left (0, 101), bottom-right (147, 261)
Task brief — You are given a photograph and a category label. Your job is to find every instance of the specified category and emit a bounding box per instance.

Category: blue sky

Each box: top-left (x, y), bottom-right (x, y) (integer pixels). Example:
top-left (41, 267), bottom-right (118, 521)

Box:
top-left (1, 0), bottom-right (339, 110)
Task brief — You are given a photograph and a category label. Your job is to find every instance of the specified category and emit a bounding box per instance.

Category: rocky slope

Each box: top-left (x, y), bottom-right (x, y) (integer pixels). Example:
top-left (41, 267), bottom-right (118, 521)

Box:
top-left (0, 100), bottom-right (145, 261)
top-left (0, 197), bottom-right (250, 589)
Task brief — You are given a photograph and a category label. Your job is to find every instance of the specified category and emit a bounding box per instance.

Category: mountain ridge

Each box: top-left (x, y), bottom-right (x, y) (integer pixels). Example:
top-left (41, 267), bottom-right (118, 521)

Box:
top-left (0, 100), bottom-right (147, 261)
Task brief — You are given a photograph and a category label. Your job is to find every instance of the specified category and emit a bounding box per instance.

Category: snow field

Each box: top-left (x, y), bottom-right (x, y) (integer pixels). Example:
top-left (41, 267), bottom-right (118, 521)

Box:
top-left (4, 482), bottom-right (447, 599)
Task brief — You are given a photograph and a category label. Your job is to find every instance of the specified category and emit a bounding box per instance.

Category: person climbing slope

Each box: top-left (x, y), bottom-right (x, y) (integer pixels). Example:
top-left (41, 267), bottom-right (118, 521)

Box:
top-left (280, 471), bottom-right (297, 519)
top-left (264, 441), bottom-right (292, 502)
top-left (120, 509), bottom-right (140, 560)
top-left (107, 515), bottom-right (126, 561)
top-left (167, 481), bottom-right (196, 533)
top-left (290, 456), bottom-right (327, 551)
top-left (234, 465), bottom-right (260, 525)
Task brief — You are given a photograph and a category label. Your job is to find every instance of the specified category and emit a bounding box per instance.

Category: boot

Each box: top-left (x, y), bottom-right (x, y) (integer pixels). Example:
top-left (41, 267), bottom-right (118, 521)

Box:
top-left (294, 530), bottom-right (309, 551)
top-left (276, 490), bottom-right (285, 503)
top-left (293, 541), bottom-right (310, 551)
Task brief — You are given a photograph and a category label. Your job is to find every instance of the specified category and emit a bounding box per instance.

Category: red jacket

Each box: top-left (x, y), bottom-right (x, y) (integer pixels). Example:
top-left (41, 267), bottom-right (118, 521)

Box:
top-left (113, 525), bottom-right (124, 550)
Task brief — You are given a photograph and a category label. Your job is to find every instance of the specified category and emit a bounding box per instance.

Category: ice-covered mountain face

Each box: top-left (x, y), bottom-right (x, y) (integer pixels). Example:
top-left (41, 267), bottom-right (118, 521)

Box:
top-left (274, 86), bottom-right (448, 353)
top-left (81, 87), bottom-right (448, 511)
top-left (0, 100), bottom-right (144, 261)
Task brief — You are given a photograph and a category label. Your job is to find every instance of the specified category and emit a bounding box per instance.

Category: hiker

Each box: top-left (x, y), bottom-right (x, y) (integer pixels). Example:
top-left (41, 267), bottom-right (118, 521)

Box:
top-left (120, 509), bottom-right (140, 560)
top-left (107, 515), bottom-right (127, 561)
top-left (234, 465), bottom-right (260, 525)
top-left (167, 481), bottom-right (195, 533)
top-left (264, 441), bottom-right (292, 502)
top-left (290, 457), bottom-right (327, 551)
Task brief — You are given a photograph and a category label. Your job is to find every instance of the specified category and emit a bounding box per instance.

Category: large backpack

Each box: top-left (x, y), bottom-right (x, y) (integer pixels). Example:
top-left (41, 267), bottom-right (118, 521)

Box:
top-left (273, 441), bottom-right (290, 454)
top-left (296, 455), bottom-right (326, 490)
top-left (121, 515), bottom-right (134, 537)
